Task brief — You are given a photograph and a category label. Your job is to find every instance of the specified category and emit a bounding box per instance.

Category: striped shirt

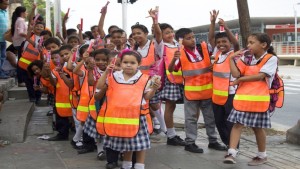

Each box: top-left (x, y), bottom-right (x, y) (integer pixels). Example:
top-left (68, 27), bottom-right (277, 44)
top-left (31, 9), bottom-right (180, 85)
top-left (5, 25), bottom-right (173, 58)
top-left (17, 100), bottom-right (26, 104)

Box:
top-left (0, 8), bottom-right (8, 42)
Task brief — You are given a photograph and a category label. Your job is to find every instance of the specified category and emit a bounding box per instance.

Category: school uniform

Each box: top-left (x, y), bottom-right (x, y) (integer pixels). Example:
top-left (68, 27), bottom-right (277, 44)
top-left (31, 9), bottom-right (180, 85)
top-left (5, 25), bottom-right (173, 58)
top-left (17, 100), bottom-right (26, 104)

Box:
top-left (228, 52), bottom-right (278, 128)
top-left (102, 70), bottom-right (152, 152)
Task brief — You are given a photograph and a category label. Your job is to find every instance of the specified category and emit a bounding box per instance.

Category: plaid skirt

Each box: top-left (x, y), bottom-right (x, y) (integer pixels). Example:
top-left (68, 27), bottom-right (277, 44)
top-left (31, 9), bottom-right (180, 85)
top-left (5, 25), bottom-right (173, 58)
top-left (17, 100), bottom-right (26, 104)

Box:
top-left (149, 90), bottom-right (161, 104)
top-left (227, 109), bottom-right (272, 128)
top-left (159, 76), bottom-right (184, 102)
top-left (83, 114), bottom-right (101, 139)
top-left (103, 115), bottom-right (151, 152)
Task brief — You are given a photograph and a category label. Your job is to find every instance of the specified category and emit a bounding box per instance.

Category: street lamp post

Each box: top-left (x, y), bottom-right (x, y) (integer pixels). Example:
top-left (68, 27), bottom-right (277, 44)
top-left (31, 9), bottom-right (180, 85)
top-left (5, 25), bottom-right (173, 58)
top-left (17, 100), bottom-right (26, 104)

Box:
top-left (294, 3), bottom-right (300, 55)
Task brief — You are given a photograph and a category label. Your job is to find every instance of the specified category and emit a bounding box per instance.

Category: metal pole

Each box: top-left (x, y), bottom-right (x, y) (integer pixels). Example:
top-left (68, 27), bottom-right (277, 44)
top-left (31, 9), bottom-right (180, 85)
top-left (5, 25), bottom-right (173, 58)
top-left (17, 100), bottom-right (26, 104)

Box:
top-left (295, 6), bottom-right (298, 55)
top-left (46, 0), bottom-right (51, 29)
top-left (122, 0), bottom-right (128, 33)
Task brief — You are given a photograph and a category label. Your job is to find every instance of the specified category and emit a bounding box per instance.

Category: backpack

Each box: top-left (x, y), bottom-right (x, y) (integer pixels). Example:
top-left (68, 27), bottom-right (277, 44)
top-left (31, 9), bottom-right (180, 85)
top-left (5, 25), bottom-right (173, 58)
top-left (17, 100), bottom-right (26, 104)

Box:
top-left (269, 72), bottom-right (284, 113)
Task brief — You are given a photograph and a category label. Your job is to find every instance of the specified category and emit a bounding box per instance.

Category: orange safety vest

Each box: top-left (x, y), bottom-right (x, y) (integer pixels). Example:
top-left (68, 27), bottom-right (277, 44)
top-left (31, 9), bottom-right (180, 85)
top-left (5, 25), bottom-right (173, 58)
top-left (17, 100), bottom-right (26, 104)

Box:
top-left (52, 70), bottom-right (72, 117)
top-left (212, 51), bottom-right (233, 105)
top-left (96, 74), bottom-right (150, 138)
top-left (76, 68), bottom-right (94, 122)
top-left (40, 77), bottom-right (54, 95)
top-left (233, 54), bottom-right (273, 112)
top-left (62, 67), bottom-right (79, 109)
top-left (18, 35), bottom-right (41, 70)
top-left (180, 42), bottom-right (213, 100)
top-left (164, 45), bottom-right (183, 84)
top-left (139, 41), bottom-right (155, 75)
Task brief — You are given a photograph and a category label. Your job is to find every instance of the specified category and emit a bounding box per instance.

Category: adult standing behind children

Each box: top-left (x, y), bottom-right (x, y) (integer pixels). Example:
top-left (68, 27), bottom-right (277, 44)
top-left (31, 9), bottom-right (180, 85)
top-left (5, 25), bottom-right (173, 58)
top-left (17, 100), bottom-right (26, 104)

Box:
top-left (169, 28), bottom-right (226, 153)
top-left (224, 33), bottom-right (278, 166)
top-left (208, 10), bottom-right (240, 148)
top-left (0, 0), bottom-right (9, 79)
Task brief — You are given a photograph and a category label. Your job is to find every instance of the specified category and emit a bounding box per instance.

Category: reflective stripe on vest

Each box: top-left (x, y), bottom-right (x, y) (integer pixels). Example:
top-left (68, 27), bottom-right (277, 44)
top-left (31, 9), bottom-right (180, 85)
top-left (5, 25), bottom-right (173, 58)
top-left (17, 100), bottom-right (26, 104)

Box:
top-left (182, 67), bottom-right (211, 76)
top-left (77, 105), bottom-right (89, 112)
top-left (166, 70), bottom-right (182, 76)
top-left (213, 89), bottom-right (228, 96)
top-left (56, 102), bottom-right (72, 108)
top-left (185, 84), bottom-right (212, 91)
top-left (234, 95), bottom-right (270, 101)
top-left (19, 57), bottom-right (32, 65)
top-left (213, 71), bottom-right (231, 78)
top-left (139, 65), bottom-right (151, 70)
top-left (97, 117), bottom-right (139, 125)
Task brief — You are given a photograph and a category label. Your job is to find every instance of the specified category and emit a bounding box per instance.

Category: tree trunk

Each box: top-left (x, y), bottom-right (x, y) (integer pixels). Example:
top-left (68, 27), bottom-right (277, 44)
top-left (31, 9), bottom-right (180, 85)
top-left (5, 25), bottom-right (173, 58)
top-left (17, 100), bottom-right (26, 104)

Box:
top-left (236, 0), bottom-right (251, 48)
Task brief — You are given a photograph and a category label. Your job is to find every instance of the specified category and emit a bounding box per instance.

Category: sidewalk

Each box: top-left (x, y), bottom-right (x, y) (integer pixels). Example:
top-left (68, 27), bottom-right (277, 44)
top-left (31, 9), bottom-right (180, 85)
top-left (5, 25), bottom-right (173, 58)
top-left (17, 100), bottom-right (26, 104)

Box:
top-left (0, 106), bottom-right (300, 169)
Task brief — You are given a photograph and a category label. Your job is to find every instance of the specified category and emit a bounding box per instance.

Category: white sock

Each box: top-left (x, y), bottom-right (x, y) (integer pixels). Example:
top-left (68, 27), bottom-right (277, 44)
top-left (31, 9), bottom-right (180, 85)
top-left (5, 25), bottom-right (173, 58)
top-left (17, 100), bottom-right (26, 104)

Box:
top-left (72, 125), bottom-right (83, 142)
top-left (122, 161), bottom-right (132, 169)
top-left (257, 151), bottom-right (267, 158)
top-left (153, 107), bottom-right (167, 132)
top-left (96, 140), bottom-right (103, 153)
top-left (167, 128), bottom-right (176, 138)
top-left (228, 148), bottom-right (238, 157)
top-left (134, 163), bottom-right (145, 169)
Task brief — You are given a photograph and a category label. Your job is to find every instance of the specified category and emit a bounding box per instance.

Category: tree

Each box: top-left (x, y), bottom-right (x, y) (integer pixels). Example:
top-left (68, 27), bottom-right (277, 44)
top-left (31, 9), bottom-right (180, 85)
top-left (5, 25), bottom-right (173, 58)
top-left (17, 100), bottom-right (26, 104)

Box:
top-left (236, 0), bottom-right (251, 48)
top-left (23, 0), bottom-right (46, 17)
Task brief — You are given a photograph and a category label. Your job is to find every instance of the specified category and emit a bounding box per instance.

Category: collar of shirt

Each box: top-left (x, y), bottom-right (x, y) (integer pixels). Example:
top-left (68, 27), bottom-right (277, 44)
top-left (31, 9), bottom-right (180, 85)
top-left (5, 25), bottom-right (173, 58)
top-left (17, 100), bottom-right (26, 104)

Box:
top-left (137, 39), bottom-right (150, 51)
top-left (242, 51), bottom-right (268, 65)
top-left (164, 39), bottom-right (178, 48)
top-left (114, 70), bottom-right (142, 83)
top-left (185, 48), bottom-right (202, 62)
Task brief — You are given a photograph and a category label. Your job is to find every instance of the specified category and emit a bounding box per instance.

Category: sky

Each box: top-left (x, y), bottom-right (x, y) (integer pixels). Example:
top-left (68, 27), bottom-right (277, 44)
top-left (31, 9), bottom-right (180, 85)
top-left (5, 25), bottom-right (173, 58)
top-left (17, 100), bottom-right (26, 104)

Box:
top-left (59, 0), bottom-right (298, 34)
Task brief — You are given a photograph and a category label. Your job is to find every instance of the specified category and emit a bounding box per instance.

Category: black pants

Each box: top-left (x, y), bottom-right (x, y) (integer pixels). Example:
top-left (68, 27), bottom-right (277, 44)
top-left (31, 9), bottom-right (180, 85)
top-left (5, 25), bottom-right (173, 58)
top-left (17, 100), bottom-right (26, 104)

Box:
top-left (212, 94), bottom-right (235, 146)
top-left (19, 68), bottom-right (41, 101)
top-left (54, 107), bottom-right (69, 138)
top-left (82, 132), bottom-right (95, 149)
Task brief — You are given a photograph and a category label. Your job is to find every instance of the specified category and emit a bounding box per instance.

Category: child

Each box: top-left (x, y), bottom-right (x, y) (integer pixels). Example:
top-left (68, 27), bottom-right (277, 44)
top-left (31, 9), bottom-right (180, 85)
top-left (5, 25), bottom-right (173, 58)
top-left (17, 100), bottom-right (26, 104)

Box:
top-left (96, 50), bottom-right (161, 169)
top-left (169, 28), bottom-right (226, 153)
top-left (67, 35), bottom-right (80, 48)
top-left (43, 37), bottom-right (61, 70)
top-left (157, 23), bottom-right (185, 146)
top-left (224, 33), bottom-right (278, 165)
top-left (46, 49), bottom-right (73, 141)
top-left (131, 8), bottom-right (166, 139)
top-left (58, 45), bottom-right (82, 148)
top-left (18, 21), bottom-right (45, 103)
top-left (208, 10), bottom-right (240, 148)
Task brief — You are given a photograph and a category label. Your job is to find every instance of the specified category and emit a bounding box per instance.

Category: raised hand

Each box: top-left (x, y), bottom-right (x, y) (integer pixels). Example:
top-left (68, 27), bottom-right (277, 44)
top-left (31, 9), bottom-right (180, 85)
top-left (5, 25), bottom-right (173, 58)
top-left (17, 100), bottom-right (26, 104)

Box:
top-left (210, 9), bottom-right (219, 23)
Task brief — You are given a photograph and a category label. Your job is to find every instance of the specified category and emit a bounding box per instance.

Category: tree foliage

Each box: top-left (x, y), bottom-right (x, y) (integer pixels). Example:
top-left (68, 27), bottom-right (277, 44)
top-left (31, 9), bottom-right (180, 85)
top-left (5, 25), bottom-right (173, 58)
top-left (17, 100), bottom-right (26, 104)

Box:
top-left (23, 0), bottom-right (46, 17)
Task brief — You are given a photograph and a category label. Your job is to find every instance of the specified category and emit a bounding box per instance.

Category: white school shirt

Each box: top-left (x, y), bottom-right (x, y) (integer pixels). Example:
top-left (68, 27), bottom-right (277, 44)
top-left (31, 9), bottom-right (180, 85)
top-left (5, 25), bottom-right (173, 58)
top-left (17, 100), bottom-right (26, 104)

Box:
top-left (215, 50), bottom-right (237, 94)
top-left (137, 39), bottom-right (164, 59)
top-left (240, 52), bottom-right (278, 88)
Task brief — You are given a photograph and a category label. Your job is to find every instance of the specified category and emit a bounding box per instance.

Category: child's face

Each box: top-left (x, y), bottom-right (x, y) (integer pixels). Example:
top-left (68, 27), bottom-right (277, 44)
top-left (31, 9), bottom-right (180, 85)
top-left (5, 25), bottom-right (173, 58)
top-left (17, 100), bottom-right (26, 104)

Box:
top-left (215, 37), bottom-right (231, 54)
top-left (162, 28), bottom-right (174, 44)
top-left (94, 53), bottom-right (108, 71)
top-left (131, 28), bottom-right (148, 44)
top-left (52, 54), bottom-right (63, 66)
top-left (46, 43), bottom-right (59, 52)
top-left (121, 55), bottom-right (139, 75)
top-left (247, 36), bottom-right (267, 56)
top-left (34, 24), bottom-right (45, 35)
top-left (59, 49), bottom-right (71, 62)
top-left (68, 38), bottom-right (79, 48)
top-left (42, 34), bottom-right (51, 41)
top-left (31, 65), bottom-right (41, 76)
top-left (111, 32), bottom-right (122, 46)
top-left (182, 32), bottom-right (196, 49)
top-left (91, 27), bottom-right (99, 38)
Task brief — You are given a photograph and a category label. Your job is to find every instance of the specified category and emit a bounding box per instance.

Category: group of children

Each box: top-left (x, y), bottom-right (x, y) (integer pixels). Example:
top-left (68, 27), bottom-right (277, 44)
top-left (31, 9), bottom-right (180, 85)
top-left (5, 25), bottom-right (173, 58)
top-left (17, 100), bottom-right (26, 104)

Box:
top-left (17, 3), bottom-right (284, 169)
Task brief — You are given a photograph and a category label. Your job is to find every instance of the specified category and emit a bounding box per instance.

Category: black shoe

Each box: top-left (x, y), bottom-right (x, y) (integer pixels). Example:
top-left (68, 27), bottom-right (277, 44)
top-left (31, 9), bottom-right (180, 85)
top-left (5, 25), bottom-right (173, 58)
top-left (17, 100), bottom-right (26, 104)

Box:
top-left (167, 135), bottom-right (186, 146)
top-left (48, 135), bottom-right (68, 141)
top-left (208, 142), bottom-right (227, 151)
top-left (77, 146), bottom-right (94, 154)
top-left (70, 140), bottom-right (83, 149)
top-left (185, 143), bottom-right (204, 153)
top-left (106, 162), bottom-right (118, 169)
